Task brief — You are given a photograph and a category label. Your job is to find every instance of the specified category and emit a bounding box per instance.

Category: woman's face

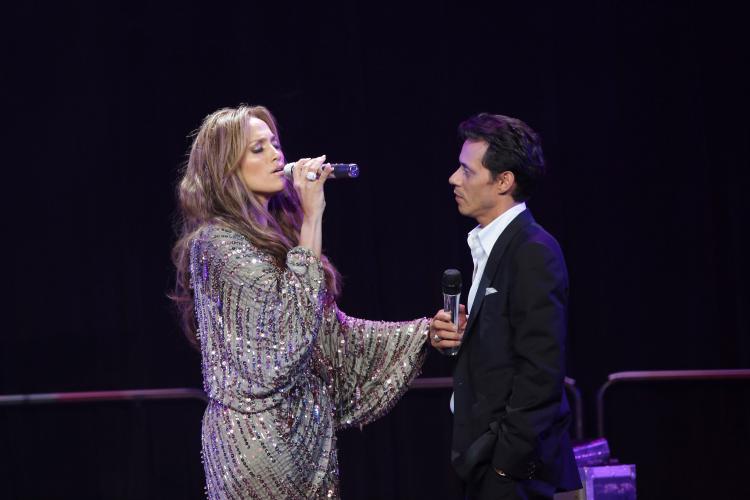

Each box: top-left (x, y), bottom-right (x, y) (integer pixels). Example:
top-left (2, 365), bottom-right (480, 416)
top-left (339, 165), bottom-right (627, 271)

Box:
top-left (239, 116), bottom-right (286, 205)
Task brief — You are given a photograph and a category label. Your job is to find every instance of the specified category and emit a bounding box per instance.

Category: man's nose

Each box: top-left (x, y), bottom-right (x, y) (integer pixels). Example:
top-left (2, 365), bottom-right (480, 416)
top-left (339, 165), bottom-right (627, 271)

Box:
top-left (448, 168), bottom-right (460, 186)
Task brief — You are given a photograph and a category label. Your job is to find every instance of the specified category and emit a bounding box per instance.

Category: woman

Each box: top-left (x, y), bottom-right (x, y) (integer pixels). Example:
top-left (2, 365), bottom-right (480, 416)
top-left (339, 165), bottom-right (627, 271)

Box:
top-left (172, 105), bottom-right (431, 499)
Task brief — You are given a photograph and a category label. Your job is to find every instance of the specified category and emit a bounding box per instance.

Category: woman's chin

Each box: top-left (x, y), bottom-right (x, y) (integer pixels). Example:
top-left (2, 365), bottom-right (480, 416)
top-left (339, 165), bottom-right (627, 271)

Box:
top-left (253, 184), bottom-right (286, 200)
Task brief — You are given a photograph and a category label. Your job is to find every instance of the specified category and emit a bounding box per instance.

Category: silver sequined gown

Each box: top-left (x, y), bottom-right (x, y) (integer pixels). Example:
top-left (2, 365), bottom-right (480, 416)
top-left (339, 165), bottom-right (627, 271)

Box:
top-left (190, 225), bottom-right (429, 499)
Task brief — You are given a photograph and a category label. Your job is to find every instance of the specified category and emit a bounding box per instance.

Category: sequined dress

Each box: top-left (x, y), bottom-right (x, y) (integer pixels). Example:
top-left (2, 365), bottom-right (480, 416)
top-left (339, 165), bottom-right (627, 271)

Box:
top-left (190, 225), bottom-right (429, 499)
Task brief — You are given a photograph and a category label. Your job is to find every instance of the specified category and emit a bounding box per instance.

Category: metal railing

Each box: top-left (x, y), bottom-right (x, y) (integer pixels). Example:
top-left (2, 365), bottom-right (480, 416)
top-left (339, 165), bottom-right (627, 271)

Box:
top-left (8, 370), bottom-right (748, 442)
top-left (0, 387), bottom-right (208, 406)
top-left (596, 369), bottom-right (750, 437)
top-left (0, 377), bottom-right (583, 440)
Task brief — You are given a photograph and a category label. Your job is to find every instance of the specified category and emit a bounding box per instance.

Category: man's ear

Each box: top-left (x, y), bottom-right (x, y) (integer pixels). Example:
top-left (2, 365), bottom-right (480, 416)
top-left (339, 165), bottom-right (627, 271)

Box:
top-left (495, 171), bottom-right (516, 196)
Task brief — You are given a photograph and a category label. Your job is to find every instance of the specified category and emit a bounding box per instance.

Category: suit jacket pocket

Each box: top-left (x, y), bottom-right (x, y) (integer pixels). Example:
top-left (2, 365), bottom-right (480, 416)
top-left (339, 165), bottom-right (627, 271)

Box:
top-left (478, 292), bottom-right (508, 333)
top-left (452, 421), bottom-right (499, 483)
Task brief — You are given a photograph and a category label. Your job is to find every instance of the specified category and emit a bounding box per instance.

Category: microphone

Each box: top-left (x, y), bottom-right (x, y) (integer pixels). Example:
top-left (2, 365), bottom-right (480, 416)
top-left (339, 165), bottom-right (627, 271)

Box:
top-left (283, 163), bottom-right (360, 179)
top-left (442, 269), bottom-right (462, 356)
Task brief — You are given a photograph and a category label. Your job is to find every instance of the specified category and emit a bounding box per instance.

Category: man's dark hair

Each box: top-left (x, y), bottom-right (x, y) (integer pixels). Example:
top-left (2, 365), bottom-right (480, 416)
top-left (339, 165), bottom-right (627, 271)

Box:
top-left (458, 113), bottom-right (546, 202)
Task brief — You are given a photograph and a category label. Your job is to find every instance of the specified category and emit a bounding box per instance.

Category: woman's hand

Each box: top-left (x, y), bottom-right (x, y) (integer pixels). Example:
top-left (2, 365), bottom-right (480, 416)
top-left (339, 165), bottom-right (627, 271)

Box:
top-left (292, 155), bottom-right (334, 220)
top-left (293, 155), bottom-right (333, 257)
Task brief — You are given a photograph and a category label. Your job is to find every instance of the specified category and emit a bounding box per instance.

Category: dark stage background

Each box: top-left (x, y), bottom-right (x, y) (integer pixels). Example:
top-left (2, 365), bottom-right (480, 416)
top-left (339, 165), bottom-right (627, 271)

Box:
top-left (3, 2), bottom-right (749, 499)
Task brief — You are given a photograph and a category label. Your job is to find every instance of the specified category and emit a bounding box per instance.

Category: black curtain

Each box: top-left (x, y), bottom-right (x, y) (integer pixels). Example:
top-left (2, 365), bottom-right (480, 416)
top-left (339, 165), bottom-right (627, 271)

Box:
top-left (4, 1), bottom-right (748, 499)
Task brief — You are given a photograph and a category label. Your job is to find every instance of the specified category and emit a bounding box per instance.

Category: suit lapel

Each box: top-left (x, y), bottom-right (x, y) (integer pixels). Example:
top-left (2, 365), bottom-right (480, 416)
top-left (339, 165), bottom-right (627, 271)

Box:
top-left (462, 209), bottom-right (536, 340)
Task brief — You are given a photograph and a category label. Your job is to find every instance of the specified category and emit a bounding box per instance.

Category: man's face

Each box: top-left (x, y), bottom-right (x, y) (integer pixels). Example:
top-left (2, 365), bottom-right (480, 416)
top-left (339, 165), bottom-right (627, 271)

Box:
top-left (449, 139), bottom-right (502, 226)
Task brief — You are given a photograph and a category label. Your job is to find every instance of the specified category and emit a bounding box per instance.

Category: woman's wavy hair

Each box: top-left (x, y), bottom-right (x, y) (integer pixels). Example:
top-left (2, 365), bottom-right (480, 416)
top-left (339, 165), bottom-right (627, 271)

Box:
top-left (171, 105), bottom-right (341, 346)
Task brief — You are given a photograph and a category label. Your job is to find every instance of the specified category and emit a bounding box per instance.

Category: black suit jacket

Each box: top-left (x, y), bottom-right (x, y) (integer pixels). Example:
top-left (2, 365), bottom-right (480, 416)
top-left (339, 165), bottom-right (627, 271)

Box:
top-left (451, 209), bottom-right (581, 494)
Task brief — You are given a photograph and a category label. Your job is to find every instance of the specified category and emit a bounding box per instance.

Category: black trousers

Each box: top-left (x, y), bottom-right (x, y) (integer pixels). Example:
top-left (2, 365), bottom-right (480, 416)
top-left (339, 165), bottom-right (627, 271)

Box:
top-left (465, 469), bottom-right (555, 500)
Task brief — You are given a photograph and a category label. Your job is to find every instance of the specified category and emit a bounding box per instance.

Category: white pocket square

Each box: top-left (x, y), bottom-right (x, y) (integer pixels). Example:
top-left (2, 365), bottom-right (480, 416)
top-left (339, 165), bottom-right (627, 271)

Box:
top-left (485, 287), bottom-right (499, 295)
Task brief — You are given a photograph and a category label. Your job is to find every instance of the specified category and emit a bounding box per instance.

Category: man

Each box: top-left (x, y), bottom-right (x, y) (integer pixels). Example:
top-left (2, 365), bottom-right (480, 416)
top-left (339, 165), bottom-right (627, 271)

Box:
top-left (430, 113), bottom-right (582, 499)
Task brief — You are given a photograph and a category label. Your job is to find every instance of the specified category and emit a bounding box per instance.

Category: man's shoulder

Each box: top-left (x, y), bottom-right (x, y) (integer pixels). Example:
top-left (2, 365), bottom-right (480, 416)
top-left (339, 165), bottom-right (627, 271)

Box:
top-left (509, 222), bottom-right (565, 267)
top-left (515, 220), bottom-right (561, 250)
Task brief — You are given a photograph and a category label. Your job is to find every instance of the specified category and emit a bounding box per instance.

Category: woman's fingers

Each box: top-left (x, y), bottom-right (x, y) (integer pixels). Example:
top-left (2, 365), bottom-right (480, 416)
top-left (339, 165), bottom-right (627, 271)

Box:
top-left (318, 163), bottom-right (334, 182)
top-left (292, 157), bottom-right (311, 187)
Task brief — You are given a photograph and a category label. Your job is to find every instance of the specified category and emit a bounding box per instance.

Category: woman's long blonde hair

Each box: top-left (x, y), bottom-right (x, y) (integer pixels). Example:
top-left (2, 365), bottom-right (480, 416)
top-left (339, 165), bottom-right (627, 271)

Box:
top-left (171, 105), bottom-right (341, 345)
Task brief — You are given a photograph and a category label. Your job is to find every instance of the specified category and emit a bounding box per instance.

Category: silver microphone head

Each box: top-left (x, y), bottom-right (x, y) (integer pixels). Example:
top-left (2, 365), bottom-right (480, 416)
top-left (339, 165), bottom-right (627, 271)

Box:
top-left (283, 163), bottom-right (295, 179)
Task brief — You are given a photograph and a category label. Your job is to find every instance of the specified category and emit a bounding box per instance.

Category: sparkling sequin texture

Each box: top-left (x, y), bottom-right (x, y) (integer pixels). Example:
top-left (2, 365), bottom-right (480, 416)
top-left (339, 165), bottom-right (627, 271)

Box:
top-left (190, 226), bottom-right (429, 499)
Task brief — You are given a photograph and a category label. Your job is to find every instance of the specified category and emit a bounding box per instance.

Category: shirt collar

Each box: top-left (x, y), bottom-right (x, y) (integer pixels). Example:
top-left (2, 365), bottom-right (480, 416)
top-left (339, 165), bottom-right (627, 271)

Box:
top-left (467, 202), bottom-right (527, 256)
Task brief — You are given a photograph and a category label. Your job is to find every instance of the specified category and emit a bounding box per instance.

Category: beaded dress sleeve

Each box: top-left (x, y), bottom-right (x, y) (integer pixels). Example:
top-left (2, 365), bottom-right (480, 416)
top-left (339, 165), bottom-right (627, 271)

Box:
top-left (190, 225), bottom-right (326, 412)
top-left (315, 303), bottom-right (430, 429)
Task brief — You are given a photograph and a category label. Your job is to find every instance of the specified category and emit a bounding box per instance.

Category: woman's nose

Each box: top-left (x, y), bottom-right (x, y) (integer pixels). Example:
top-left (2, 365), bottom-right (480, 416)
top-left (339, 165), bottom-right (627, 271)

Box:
top-left (270, 145), bottom-right (282, 162)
